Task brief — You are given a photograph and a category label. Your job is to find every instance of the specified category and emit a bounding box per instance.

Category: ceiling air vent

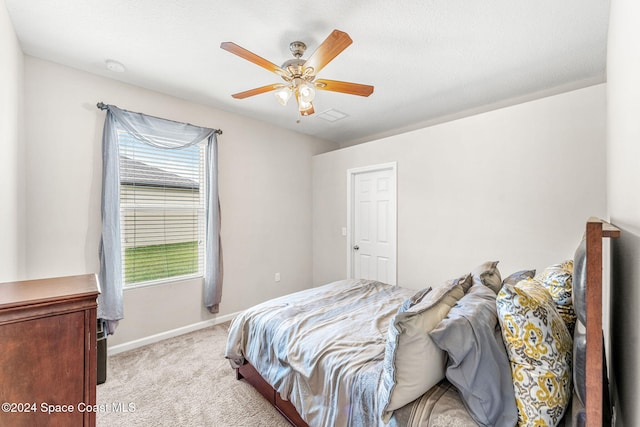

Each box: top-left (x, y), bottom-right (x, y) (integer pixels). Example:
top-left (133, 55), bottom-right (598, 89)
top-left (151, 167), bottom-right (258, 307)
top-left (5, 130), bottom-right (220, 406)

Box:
top-left (316, 108), bottom-right (349, 122)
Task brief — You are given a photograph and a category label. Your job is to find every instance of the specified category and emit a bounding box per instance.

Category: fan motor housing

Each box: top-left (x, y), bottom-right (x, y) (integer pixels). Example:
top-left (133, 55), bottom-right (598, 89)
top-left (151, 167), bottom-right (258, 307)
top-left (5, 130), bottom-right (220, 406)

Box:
top-left (281, 58), bottom-right (306, 78)
top-left (289, 41), bottom-right (307, 58)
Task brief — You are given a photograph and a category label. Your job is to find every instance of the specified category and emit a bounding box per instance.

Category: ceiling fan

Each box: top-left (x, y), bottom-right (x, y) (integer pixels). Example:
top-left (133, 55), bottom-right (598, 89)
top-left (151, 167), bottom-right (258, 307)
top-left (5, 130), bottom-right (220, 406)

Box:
top-left (220, 29), bottom-right (374, 117)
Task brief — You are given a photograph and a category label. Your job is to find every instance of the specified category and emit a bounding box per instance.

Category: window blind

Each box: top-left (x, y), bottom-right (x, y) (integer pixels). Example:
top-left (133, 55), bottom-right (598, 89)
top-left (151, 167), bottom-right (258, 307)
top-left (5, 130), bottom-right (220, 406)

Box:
top-left (118, 131), bottom-right (206, 286)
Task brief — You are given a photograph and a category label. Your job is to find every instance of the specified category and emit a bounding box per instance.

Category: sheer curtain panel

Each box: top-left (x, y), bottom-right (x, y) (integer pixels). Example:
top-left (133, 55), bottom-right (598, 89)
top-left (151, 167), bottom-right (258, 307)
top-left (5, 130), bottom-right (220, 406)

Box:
top-left (98, 105), bottom-right (222, 334)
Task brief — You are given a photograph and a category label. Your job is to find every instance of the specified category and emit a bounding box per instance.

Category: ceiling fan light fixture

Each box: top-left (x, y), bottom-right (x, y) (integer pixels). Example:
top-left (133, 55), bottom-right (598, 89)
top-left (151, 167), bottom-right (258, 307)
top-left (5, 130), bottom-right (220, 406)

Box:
top-left (297, 93), bottom-right (314, 116)
top-left (299, 103), bottom-right (314, 116)
top-left (298, 99), bottom-right (312, 110)
top-left (297, 81), bottom-right (316, 103)
top-left (275, 86), bottom-right (292, 106)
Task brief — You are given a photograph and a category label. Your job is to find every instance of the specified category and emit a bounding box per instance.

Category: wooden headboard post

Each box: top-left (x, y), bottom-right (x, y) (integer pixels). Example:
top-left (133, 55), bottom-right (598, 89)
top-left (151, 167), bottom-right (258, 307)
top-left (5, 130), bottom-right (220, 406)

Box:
top-left (585, 217), bottom-right (620, 427)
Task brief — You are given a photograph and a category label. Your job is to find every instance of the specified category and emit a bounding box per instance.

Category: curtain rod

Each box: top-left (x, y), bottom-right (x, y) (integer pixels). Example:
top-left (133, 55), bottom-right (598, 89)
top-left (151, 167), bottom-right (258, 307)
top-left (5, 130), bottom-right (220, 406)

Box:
top-left (96, 102), bottom-right (223, 135)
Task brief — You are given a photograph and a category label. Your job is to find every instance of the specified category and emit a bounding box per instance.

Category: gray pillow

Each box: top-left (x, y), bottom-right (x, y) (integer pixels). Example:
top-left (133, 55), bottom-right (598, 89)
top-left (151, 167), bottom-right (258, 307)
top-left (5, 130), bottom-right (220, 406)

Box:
top-left (429, 284), bottom-right (518, 427)
top-left (471, 261), bottom-right (502, 293)
top-left (502, 269), bottom-right (536, 286)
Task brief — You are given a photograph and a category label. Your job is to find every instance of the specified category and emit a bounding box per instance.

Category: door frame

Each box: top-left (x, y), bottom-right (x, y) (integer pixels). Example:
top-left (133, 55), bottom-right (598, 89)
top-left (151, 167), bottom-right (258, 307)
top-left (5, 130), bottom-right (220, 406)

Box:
top-left (346, 162), bottom-right (398, 285)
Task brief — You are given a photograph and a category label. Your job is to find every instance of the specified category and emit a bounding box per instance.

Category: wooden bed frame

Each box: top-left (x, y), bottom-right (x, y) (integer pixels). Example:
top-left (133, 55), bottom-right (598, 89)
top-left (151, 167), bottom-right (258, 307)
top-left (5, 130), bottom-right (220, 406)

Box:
top-left (235, 218), bottom-right (620, 427)
top-left (236, 362), bottom-right (309, 427)
top-left (581, 218), bottom-right (620, 427)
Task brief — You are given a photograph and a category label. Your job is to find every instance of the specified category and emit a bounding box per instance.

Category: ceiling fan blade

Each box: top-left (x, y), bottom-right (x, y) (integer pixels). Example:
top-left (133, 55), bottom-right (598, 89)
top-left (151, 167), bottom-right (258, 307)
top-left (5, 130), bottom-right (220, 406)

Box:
top-left (303, 30), bottom-right (353, 76)
top-left (314, 79), bottom-right (374, 97)
top-left (220, 42), bottom-right (286, 77)
top-left (231, 83), bottom-right (285, 99)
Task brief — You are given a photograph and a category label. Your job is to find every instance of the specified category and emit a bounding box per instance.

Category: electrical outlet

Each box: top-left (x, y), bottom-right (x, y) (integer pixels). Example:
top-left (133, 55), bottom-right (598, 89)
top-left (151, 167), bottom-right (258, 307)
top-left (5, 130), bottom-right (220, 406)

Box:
top-left (275, 272), bottom-right (281, 282)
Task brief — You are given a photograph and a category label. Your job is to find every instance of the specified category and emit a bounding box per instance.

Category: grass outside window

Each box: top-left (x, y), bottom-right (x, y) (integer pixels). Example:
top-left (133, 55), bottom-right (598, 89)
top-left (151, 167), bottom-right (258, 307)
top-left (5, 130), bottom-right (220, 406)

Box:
top-left (124, 241), bottom-right (200, 285)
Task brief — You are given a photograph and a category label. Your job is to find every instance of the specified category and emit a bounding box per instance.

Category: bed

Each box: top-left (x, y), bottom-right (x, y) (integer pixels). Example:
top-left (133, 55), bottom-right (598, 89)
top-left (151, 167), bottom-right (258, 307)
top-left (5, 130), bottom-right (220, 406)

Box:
top-left (225, 218), bottom-right (619, 427)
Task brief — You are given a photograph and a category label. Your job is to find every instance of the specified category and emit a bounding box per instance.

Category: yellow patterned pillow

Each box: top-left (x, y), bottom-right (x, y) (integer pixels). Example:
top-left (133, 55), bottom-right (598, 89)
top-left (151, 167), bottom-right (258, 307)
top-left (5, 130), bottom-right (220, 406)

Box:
top-left (535, 260), bottom-right (576, 335)
top-left (496, 280), bottom-right (572, 427)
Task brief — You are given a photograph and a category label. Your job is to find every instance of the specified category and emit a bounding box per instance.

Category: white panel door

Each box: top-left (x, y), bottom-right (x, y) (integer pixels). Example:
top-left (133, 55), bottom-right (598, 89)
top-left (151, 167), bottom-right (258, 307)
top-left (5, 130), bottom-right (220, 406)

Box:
top-left (351, 166), bottom-right (396, 285)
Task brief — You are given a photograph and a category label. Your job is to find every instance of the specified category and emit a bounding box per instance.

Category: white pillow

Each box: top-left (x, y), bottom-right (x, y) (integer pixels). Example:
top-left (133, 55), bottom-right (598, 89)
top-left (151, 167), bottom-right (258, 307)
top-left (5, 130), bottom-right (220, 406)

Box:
top-left (379, 273), bottom-right (472, 422)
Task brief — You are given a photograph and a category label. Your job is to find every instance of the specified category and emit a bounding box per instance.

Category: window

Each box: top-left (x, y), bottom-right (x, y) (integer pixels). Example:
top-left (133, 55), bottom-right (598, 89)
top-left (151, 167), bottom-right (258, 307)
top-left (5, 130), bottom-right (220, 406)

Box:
top-left (118, 131), bottom-right (206, 287)
top-left (98, 104), bottom-right (222, 325)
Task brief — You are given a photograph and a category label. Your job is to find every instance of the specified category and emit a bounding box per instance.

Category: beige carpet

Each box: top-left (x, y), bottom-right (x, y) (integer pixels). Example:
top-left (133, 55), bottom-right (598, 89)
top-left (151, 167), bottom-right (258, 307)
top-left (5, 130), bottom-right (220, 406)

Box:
top-left (96, 322), bottom-right (290, 427)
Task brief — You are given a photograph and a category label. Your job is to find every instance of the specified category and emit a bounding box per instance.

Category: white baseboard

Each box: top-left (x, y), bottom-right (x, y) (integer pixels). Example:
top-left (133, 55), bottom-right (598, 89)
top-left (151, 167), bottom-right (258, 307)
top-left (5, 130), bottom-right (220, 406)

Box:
top-left (106, 311), bottom-right (240, 356)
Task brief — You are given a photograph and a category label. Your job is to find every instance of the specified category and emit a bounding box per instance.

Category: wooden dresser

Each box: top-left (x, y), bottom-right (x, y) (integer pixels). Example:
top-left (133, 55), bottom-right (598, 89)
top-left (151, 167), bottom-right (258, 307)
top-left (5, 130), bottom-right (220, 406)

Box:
top-left (0, 274), bottom-right (99, 427)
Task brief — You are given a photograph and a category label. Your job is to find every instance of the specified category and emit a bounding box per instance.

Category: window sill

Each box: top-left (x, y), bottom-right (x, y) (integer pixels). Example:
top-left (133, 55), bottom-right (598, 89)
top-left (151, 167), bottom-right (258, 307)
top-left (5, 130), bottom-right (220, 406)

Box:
top-left (123, 274), bottom-right (204, 291)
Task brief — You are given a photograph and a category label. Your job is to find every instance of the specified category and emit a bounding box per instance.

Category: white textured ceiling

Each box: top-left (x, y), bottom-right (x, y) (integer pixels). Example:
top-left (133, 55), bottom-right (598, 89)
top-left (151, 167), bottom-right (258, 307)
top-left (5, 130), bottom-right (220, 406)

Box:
top-left (5, 0), bottom-right (610, 146)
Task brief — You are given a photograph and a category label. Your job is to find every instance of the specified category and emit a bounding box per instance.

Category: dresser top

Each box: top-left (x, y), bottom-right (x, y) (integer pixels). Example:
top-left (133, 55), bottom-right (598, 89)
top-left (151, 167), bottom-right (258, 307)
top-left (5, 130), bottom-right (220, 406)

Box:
top-left (0, 274), bottom-right (100, 310)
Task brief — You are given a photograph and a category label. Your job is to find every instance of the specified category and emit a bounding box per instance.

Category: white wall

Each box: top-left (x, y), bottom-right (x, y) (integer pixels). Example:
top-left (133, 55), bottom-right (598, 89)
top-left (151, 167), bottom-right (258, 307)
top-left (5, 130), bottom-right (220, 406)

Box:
top-left (607, 1), bottom-right (640, 425)
top-left (22, 57), bottom-right (337, 347)
top-left (313, 85), bottom-right (607, 289)
top-left (0, 1), bottom-right (24, 282)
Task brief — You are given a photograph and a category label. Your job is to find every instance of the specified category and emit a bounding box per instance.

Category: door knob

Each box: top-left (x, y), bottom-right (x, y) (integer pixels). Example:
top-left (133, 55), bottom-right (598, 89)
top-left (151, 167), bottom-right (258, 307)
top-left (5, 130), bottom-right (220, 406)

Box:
top-left (353, 245), bottom-right (359, 251)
